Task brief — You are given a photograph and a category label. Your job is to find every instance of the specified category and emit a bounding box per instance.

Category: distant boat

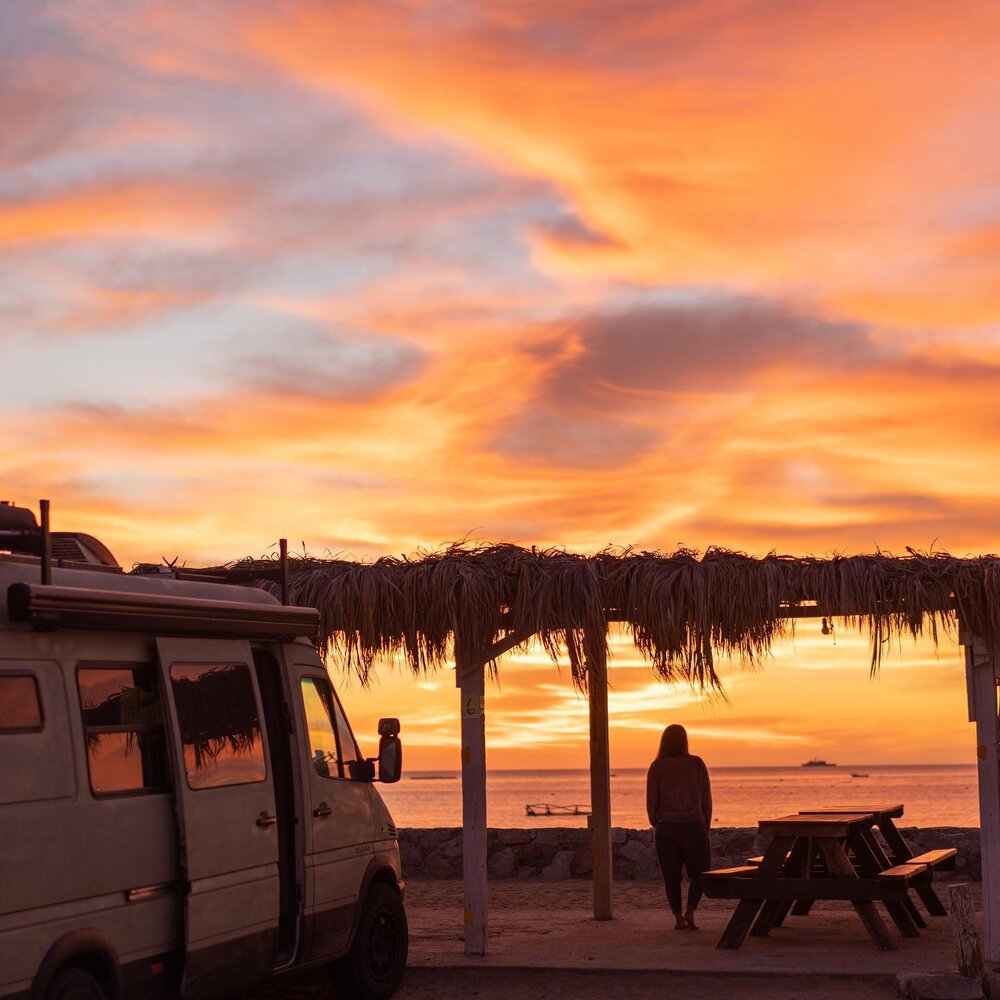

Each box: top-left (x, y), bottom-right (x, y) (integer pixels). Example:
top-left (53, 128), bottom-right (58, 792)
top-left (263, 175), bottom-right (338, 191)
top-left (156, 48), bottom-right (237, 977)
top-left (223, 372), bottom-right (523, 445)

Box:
top-left (851, 773), bottom-right (870, 778)
top-left (801, 758), bottom-right (836, 767)
top-left (525, 803), bottom-right (591, 816)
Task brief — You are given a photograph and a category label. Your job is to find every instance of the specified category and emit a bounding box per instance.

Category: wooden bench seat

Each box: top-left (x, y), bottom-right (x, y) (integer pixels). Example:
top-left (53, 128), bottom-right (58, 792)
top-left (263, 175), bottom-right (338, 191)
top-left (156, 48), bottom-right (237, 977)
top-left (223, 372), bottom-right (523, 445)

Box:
top-left (878, 858), bottom-right (951, 918)
top-left (747, 852), bottom-right (793, 866)
top-left (751, 848), bottom-right (957, 874)
top-left (704, 865), bottom-right (759, 879)
top-left (877, 863), bottom-right (929, 881)
top-left (704, 876), bottom-right (921, 902)
top-left (907, 848), bottom-right (957, 870)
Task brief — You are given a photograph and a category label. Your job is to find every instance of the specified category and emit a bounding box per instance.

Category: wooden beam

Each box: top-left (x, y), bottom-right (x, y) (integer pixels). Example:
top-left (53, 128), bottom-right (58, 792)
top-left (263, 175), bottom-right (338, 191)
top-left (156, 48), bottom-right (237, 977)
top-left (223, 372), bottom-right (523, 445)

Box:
top-left (586, 631), bottom-right (613, 920)
top-left (456, 635), bottom-right (488, 955)
top-left (477, 625), bottom-right (537, 664)
top-left (965, 630), bottom-right (1000, 963)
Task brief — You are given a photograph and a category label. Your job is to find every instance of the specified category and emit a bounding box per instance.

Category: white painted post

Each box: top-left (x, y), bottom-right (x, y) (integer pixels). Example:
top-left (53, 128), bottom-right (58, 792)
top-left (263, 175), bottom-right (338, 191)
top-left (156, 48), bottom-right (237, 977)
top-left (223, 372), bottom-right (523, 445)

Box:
top-left (587, 632), bottom-right (613, 920)
top-left (457, 647), bottom-right (488, 955)
top-left (963, 630), bottom-right (1000, 964)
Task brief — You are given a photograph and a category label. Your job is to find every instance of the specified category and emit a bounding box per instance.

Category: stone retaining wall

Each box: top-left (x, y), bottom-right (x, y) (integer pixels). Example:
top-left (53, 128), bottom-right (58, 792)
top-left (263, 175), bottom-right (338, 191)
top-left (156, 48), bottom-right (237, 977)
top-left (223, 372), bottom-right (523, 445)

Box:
top-left (399, 827), bottom-right (982, 880)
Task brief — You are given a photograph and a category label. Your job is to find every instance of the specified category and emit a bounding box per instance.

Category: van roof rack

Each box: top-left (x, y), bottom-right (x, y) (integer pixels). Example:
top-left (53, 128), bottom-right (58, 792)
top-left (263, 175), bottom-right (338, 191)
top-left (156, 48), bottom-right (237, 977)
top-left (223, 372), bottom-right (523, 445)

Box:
top-left (0, 501), bottom-right (120, 569)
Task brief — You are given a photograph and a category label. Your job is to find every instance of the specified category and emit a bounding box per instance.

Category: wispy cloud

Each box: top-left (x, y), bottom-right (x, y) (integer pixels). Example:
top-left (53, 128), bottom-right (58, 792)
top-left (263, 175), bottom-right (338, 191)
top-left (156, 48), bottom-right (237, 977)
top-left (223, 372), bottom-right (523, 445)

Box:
top-left (247, 0), bottom-right (1000, 323)
top-left (3, 0), bottom-right (997, 764)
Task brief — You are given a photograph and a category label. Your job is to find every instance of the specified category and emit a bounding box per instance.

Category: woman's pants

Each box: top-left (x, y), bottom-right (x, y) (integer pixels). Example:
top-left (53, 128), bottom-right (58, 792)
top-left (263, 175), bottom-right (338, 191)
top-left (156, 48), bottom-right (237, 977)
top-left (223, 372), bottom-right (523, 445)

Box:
top-left (654, 820), bottom-right (711, 914)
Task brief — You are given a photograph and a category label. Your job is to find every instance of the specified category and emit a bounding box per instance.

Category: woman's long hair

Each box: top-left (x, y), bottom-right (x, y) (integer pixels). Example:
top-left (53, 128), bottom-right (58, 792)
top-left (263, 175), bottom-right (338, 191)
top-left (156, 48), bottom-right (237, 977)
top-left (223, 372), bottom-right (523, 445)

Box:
top-left (657, 724), bottom-right (689, 758)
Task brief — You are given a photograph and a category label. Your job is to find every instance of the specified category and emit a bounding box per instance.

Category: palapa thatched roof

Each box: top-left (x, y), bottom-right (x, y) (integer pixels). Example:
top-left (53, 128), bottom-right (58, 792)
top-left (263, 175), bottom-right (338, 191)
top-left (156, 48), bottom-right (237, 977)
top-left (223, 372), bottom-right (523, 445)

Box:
top-left (185, 544), bottom-right (1000, 690)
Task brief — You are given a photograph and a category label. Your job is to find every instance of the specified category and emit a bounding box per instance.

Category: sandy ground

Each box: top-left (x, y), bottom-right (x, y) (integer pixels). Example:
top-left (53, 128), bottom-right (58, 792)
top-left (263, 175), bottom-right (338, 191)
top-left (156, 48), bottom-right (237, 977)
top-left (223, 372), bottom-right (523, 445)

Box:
top-left (242, 878), bottom-right (975, 1000)
top-left (250, 966), bottom-right (899, 1000)
top-left (404, 878), bottom-right (969, 976)
top-left (394, 968), bottom-right (899, 999)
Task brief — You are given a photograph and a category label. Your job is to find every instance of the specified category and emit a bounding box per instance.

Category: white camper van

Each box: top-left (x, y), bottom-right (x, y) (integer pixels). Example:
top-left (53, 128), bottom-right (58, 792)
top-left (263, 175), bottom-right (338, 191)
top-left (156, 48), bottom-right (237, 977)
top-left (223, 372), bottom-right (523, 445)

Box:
top-left (0, 502), bottom-right (407, 1000)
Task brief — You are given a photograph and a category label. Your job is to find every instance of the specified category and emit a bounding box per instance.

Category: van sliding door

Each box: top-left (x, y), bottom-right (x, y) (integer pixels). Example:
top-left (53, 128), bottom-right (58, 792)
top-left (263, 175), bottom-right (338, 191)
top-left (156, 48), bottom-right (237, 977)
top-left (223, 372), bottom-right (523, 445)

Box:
top-left (157, 638), bottom-right (280, 999)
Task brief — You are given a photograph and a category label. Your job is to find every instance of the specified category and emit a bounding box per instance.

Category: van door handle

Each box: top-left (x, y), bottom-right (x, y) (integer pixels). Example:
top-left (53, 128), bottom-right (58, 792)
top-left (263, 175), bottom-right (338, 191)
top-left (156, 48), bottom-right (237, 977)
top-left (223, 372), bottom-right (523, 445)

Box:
top-left (256, 811), bottom-right (278, 827)
top-left (313, 802), bottom-right (332, 818)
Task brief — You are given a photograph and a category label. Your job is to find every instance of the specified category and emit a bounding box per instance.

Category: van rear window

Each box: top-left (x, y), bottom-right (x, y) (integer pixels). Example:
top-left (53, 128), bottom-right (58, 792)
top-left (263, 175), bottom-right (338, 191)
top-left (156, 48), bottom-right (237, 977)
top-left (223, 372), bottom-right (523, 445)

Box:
top-left (77, 665), bottom-right (169, 796)
top-left (0, 675), bottom-right (42, 732)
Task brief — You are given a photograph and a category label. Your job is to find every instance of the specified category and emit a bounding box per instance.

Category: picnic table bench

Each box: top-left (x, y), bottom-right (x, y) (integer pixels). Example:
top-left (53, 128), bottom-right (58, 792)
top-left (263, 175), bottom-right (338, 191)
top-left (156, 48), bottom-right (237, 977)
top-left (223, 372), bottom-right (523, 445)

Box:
top-left (703, 809), bottom-right (958, 951)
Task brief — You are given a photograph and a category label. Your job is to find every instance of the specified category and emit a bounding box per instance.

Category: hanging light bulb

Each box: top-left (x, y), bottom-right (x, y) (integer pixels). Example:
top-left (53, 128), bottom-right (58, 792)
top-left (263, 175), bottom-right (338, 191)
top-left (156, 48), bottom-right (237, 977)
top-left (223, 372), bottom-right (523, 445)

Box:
top-left (821, 617), bottom-right (830, 636)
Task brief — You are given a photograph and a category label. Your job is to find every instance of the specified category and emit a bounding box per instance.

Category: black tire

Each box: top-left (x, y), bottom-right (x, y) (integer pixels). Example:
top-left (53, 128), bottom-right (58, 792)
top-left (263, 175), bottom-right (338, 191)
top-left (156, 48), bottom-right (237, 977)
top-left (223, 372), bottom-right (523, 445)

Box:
top-left (334, 882), bottom-right (408, 1000)
top-left (45, 968), bottom-right (107, 1000)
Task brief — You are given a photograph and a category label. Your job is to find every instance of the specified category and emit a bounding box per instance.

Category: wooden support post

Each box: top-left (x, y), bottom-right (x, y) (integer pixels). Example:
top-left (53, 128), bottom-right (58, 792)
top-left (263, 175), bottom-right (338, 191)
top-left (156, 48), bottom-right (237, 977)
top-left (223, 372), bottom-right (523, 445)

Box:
top-left (964, 631), bottom-right (1000, 964)
top-left (279, 538), bottom-right (289, 605)
top-left (586, 631), bottom-right (613, 920)
top-left (39, 499), bottom-right (51, 586)
top-left (948, 883), bottom-right (985, 980)
top-left (457, 638), bottom-right (488, 955)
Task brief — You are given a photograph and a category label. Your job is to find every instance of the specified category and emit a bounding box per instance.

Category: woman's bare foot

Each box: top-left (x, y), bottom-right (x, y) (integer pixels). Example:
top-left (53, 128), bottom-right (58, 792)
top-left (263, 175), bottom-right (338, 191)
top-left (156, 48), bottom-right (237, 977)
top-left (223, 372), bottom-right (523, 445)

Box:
top-left (684, 910), bottom-right (698, 930)
top-left (674, 914), bottom-right (688, 930)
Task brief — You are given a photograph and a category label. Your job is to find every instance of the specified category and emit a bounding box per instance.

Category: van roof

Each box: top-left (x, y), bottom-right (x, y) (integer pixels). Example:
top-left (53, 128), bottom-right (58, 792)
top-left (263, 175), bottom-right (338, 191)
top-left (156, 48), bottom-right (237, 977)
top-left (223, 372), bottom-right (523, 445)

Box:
top-left (0, 556), bottom-right (279, 626)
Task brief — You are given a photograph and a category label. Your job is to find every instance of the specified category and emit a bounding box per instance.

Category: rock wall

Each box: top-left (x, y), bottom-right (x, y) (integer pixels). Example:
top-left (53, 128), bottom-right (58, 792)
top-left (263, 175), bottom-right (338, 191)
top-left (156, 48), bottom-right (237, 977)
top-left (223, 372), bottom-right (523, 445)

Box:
top-left (399, 826), bottom-right (982, 880)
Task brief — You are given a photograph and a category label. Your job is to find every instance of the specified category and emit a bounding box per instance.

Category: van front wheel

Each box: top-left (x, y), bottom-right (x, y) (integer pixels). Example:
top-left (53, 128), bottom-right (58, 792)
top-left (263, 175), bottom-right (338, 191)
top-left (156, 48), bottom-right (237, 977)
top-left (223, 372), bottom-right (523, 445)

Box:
top-left (46, 968), bottom-right (107, 1000)
top-left (334, 883), bottom-right (408, 1000)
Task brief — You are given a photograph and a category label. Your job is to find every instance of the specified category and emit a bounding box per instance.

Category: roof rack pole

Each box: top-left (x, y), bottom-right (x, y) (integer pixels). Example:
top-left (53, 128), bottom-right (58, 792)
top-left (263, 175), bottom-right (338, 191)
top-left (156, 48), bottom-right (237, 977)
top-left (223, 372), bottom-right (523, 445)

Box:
top-left (39, 499), bottom-right (52, 586)
top-left (279, 538), bottom-right (289, 605)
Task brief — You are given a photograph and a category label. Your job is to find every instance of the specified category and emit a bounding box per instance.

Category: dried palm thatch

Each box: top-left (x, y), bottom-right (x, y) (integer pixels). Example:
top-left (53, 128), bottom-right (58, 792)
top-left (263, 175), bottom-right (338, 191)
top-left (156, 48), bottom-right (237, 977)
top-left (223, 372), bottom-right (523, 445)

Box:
top-left (191, 544), bottom-right (1000, 690)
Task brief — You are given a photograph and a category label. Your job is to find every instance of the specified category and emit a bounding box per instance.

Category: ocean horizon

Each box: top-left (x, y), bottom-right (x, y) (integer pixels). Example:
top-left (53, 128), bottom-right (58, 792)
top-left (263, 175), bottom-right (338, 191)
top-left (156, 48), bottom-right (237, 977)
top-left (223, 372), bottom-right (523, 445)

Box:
top-left (378, 763), bottom-right (980, 830)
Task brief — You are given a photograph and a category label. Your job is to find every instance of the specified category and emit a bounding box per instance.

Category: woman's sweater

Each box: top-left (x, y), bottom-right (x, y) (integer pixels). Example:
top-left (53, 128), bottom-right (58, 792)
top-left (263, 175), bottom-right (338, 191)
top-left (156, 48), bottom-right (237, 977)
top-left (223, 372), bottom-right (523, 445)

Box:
top-left (646, 754), bottom-right (712, 827)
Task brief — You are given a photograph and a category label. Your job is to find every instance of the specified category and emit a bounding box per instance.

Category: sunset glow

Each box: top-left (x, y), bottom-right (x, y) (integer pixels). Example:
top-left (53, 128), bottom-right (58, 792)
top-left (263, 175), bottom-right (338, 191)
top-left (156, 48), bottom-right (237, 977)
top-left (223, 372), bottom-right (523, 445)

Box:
top-left (4, 0), bottom-right (996, 768)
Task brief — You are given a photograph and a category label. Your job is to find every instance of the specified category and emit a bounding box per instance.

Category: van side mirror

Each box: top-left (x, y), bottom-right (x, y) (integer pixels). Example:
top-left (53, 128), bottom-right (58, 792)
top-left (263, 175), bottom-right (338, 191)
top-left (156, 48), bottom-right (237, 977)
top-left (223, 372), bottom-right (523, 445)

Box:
top-left (347, 758), bottom-right (376, 782)
top-left (378, 718), bottom-right (400, 737)
top-left (378, 735), bottom-right (402, 784)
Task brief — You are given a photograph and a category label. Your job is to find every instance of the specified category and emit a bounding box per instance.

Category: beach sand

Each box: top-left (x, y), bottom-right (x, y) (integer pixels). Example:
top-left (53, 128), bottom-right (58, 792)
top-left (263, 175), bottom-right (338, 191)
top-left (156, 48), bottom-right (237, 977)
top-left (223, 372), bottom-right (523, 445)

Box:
top-left (242, 878), bottom-right (975, 999)
top-left (395, 967), bottom-right (898, 998)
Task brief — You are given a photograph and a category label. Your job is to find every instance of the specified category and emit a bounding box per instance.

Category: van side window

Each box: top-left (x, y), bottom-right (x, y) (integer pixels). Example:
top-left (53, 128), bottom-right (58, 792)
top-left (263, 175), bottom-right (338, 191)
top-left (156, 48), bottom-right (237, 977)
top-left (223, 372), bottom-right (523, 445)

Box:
top-left (77, 664), bottom-right (169, 795)
top-left (0, 675), bottom-right (42, 732)
top-left (332, 693), bottom-right (361, 773)
top-left (300, 676), bottom-right (362, 779)
top-left (170, 662), bottom-right (266, 789)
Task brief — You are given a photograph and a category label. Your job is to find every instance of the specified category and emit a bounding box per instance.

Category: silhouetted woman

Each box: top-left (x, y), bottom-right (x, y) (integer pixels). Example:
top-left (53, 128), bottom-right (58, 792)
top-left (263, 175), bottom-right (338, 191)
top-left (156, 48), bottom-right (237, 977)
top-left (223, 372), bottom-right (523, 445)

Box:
top-left (646, 724), bottom-right (712, 930)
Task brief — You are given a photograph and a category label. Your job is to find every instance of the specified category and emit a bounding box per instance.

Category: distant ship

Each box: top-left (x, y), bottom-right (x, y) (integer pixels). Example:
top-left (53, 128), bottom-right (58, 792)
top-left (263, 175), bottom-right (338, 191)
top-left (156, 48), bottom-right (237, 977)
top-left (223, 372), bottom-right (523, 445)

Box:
top-left (801, 758), bottom-right (836, 767)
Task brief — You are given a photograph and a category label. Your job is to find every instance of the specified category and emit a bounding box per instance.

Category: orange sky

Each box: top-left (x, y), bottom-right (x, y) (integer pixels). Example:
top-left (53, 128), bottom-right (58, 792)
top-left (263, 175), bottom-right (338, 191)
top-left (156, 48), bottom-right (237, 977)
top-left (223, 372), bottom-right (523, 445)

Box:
top-left (3, 0), bottom-right (997, 768)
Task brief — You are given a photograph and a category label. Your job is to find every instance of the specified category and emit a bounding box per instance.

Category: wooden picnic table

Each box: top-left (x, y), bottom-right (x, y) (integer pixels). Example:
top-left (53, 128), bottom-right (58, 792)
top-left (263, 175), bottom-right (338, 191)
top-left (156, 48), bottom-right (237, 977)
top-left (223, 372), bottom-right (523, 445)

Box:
top-left (798, 803), bottom-right (910, 861)
top-left (703, 812), bottom-right (936, 951)
top-left (797, 804), bottom-right (953, 919)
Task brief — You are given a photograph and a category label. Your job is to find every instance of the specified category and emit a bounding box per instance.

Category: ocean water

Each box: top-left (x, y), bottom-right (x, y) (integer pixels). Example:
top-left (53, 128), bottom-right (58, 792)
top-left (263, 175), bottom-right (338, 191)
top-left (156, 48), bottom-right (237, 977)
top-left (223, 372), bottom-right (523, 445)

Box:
top-left (376, 764), bottom-right (981, 830)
